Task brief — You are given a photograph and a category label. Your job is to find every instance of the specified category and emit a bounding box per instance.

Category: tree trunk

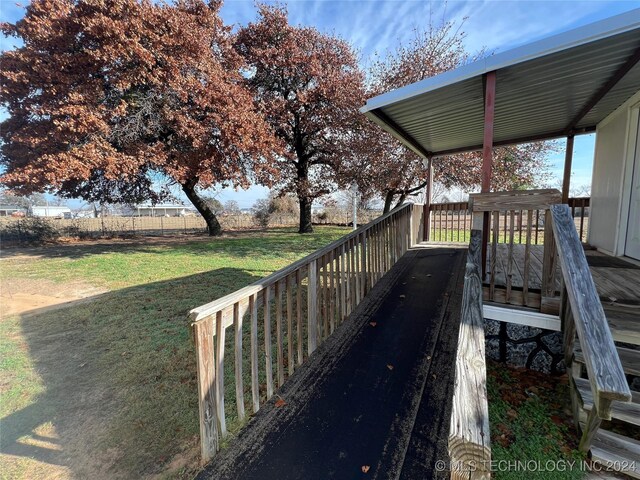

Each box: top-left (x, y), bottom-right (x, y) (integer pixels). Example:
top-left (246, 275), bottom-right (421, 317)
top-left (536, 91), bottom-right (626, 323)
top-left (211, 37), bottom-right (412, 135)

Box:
top-left (182, 179), bottom-right (222, 236)
top-left (383, 191), bottom-right (395, 214)
top-left (298, 196), bottom-right (313, 233)
top-left (295, 154), bottom-right (313, 233)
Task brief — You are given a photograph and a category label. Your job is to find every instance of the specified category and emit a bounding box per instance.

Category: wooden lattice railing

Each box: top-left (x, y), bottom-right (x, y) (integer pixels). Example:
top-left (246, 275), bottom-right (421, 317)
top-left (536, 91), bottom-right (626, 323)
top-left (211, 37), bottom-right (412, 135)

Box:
top-left (189, 202), bottom-right (424, 462)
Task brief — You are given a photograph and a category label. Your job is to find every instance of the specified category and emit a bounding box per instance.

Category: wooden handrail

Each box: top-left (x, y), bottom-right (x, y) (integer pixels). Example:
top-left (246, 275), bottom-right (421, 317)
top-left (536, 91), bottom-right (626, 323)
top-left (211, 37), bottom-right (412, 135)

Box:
top-left (550, 204), bottom-right (630, 450)
top-left (470, 189), bottom-right (561, 212)
top-left (190, 202), bottom-right (423, 463)
top-left (449, 230), bottom-right (491, 479)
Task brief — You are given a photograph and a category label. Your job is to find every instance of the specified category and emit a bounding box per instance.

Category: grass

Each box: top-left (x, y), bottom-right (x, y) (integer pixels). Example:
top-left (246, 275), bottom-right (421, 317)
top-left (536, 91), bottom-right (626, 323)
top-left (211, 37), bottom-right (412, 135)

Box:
top-left (2, 227), bottom-right (350, 290)
top-left (487, 360), bottom-right (586, 480)
top-left (0, 226), bottom-right (350, 479)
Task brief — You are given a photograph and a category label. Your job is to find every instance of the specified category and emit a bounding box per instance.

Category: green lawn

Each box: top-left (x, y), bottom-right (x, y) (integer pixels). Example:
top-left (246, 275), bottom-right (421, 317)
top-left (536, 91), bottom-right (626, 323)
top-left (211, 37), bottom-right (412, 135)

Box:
top-left (0, 227), bottom-right (349, 480)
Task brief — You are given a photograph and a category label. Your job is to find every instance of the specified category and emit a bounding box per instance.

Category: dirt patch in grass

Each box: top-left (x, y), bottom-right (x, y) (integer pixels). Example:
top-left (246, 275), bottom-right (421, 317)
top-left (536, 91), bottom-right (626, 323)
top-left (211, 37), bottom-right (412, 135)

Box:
top-left (1, 277), bottom-right (105, 318)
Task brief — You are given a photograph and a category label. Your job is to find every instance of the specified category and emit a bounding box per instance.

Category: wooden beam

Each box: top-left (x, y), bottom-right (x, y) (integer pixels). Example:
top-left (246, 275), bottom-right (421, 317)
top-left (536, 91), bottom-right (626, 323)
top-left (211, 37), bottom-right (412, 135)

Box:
top-left (432, 126), bottom-right (596, 157)
top-left (481, 71), bottom-right (496, 192)
top-left (562, 135), bottom-right (575, 203)
top-left (423, 156), bottom-right (433, 241)
top-left (481, 71), bottom-right (497, 277)
top-left (483, 304), bottom-right (560, 331)
top-left (564, 45), bottom-right (640, 135)
top-left (368, 109), bottom-right (434, 159)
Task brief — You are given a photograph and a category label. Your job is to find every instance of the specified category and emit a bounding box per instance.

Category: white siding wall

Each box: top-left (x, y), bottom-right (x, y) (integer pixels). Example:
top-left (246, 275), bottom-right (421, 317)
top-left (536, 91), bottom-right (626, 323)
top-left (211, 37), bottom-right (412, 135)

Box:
top-left (590, 113), bottom-right (629, 253)
top-left (589, 90), bottom-right (640, 255)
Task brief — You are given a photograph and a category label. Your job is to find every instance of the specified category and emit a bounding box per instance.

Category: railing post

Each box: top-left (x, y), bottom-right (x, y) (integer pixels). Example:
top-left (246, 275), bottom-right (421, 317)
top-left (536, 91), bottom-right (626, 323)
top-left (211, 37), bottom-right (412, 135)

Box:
top-left (541, 209), bottom-right (557, 300)
top-left (579, 407), bottom-right (605, 452)
top-left (263, 287), bottom-right (274, 398)
top-left (233, 302), bottom-right (245, 421)
top-left (307, 259), bottom-right (318, 355)
top-left (194, 317), bottom-right (219, 463)
top-left (215, 311), bottom-right (227, 436)
top-left (250, 294), bottom-right (260, 413)
top-left (360, 231), bottom-right (367, 296)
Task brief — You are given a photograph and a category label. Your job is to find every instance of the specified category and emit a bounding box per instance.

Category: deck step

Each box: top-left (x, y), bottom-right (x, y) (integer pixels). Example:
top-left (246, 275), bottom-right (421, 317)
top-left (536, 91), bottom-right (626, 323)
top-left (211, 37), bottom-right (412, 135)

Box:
top-left (574, 377), bottom-right (640, 427)
top-left (575, 342), bottom-right (640, 377)
top-left (603, 304), bottom-right (640, 346)
top-left (591, 429), bottom-right (640, 479)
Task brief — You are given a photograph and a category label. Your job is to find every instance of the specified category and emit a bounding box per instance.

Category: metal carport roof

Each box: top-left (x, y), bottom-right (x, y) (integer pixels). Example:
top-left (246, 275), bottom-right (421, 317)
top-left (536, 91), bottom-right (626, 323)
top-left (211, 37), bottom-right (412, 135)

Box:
top-left (361, 9), bottom-right (640, 158)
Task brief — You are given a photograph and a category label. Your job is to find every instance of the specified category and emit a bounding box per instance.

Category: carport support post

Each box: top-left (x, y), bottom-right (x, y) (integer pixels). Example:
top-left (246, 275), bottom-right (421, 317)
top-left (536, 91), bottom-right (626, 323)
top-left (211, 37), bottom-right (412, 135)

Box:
top-left (561, 135), bottom-right (575, 203)
top-left (481, 71), bottom-right (496, 277)
top-left (423, 156), bottom-right (433, 242)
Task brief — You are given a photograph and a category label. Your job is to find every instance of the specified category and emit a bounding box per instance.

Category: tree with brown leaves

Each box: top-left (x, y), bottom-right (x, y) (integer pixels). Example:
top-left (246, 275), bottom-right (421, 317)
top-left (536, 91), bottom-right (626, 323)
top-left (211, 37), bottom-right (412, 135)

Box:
top-left (348, 21), bottom-right (553, 212)
top-left (1, 0), bottom-right (279, 235)
top-left (235, 4), bottom-right (365, 233)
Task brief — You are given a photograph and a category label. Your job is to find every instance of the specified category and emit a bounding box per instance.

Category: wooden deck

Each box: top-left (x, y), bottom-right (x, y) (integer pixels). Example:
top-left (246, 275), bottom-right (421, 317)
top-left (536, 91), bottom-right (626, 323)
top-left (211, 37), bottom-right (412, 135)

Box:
top-left (486, 245), bottom-right (640, 338)
top-left (486, 244), bottom-right (640, 303)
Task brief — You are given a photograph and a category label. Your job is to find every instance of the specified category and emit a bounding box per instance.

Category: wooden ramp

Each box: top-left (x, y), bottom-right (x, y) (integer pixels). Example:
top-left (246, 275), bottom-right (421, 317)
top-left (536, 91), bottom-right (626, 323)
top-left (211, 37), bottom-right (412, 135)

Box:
top-left (196, 247), bottom-right (466, 480)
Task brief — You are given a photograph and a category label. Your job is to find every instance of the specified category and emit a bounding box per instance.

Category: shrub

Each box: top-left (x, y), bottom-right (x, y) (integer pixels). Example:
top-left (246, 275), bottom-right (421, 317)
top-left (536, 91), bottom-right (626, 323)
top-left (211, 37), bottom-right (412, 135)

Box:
top-left (1, 217), bottom-right (61, 244)
top-left (252, 198), bottom-right (271, 228)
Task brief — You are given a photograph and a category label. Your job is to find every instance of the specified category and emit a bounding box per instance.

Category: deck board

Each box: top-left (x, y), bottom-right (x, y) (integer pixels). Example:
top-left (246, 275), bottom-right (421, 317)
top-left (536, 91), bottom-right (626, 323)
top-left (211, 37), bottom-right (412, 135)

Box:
top-left (197, 247), bottom-right (467, 480)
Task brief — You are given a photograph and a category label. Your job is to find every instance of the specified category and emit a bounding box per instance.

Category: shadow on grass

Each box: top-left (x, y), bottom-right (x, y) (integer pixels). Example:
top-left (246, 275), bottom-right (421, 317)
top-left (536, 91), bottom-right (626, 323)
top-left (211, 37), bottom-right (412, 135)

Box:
top-left (0, 267), bottom-right (260, 479)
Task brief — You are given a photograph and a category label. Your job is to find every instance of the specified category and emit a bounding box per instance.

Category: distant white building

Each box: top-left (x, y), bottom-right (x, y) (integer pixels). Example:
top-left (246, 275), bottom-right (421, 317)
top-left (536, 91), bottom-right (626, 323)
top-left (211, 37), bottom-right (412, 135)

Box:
top-left (134, 204), bottom-right (194, 217)
top-left (30, 205), bottom-right (72, 218)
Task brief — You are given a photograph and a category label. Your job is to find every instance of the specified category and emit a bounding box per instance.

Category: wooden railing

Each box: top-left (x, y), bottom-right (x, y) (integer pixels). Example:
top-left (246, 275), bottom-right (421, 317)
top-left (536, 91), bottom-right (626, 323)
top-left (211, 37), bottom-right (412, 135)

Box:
top-left (470, 189), bottom-right (561, 312)
top-left (429, 202), bottom-right (472, 243)
top-left (550, 204), bottom-right (630, 451)
top-left (428, 197), bottom-right (589, 245)
top-left (449, 230), bottom-right (491, 479)
top-left (567, 197), bottom-right (590, 243)
top-left (189, 203), bottom-right (423, 462)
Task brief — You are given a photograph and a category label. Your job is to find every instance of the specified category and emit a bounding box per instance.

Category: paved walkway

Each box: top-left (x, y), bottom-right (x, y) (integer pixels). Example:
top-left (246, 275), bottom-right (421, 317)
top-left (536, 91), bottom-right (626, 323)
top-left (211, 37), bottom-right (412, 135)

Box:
top-left (197, 246), bottom-right (467, 480)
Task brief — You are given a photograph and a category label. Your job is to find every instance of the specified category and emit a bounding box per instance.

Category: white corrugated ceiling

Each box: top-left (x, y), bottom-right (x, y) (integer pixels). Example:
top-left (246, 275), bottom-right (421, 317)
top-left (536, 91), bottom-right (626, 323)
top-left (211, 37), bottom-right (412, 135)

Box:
top-left (361, 9), bottom-right (640, 157)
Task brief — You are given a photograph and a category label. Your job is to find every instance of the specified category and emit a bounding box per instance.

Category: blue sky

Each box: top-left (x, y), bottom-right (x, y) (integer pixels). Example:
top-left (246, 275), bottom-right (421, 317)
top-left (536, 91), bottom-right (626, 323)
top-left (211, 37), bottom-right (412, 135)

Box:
top-left (2, 0), bottom-right (639, 207)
